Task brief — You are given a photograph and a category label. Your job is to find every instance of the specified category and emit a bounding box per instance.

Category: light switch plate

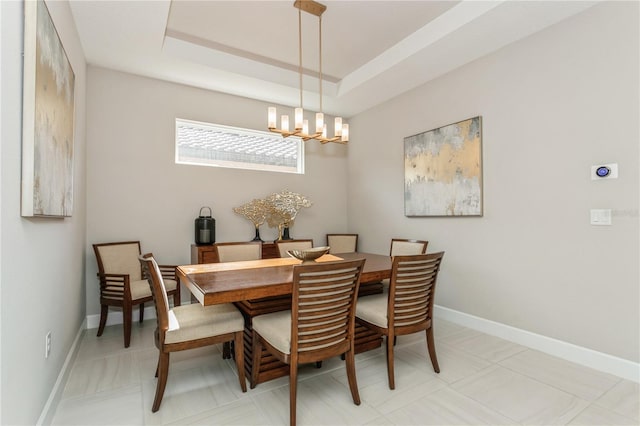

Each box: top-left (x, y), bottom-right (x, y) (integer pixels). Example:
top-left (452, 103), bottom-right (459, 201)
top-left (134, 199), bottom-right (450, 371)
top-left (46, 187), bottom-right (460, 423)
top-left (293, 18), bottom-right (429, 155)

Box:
top-left (590, 209), bottom-right (612, 225)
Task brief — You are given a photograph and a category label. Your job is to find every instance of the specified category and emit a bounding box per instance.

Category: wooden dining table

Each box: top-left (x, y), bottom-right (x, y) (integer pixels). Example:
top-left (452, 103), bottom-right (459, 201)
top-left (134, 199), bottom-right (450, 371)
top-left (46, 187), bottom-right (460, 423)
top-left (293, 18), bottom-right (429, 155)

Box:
top-left (176, 252), bottom-right (392, 384)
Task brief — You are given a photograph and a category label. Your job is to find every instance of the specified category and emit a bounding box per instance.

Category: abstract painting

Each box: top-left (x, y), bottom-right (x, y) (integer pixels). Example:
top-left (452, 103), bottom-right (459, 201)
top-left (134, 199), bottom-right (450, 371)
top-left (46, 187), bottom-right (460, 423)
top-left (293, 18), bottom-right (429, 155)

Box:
top-left (22, 0), bottom-right (75, 217)
top-left (404, 117), bottom-right (482, 216)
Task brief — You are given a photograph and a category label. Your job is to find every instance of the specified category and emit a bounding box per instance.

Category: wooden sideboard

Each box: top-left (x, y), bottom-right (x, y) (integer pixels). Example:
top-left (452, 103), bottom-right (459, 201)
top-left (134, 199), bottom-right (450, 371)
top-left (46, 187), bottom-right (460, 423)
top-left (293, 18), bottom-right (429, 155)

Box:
top-left (190, 242), bottom-right (279, 264)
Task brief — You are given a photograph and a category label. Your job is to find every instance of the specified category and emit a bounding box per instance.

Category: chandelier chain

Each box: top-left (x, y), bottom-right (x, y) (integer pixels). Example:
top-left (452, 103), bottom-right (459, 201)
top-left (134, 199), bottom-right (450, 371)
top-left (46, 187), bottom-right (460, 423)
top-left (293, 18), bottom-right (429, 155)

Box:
top-left (298, 7), bottom-right (303, 109)
top-left (318, 14), bottom-right (322, 114)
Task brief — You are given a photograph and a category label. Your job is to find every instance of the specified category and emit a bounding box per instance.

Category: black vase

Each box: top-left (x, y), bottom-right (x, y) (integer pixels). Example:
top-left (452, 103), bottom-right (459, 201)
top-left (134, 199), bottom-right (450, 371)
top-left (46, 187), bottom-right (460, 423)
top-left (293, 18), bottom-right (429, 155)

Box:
top-left (282, 226), bottom-right (292, 240)
top-left (252, 226), bottom-right (263, 242)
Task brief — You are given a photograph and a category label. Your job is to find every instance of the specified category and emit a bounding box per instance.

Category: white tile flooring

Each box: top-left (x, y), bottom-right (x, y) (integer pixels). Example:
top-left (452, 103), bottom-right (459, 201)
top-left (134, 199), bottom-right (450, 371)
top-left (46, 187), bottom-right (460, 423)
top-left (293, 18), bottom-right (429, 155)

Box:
top-left (51, 318), bottom-right (639, 425)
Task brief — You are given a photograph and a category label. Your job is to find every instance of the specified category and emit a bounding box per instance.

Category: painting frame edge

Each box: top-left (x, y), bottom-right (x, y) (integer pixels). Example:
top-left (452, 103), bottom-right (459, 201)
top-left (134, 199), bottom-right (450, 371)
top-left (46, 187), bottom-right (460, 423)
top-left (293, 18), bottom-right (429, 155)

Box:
top-left (404, 116), bottom-right (483, 217)
top-left (21, 0), bottom-right (76, 218)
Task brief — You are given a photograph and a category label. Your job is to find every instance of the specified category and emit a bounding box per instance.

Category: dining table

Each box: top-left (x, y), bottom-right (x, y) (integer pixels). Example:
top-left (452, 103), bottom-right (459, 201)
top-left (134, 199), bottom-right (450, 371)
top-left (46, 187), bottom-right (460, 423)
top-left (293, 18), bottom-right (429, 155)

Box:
top-left (176, 252), bottom-right (392, 385)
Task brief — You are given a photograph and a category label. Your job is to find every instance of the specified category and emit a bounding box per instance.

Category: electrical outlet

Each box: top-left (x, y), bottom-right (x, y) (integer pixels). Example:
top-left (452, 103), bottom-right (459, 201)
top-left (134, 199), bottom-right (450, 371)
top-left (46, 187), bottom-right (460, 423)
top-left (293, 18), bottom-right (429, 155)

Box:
top-left (45, 331), bottom-right (51, 359)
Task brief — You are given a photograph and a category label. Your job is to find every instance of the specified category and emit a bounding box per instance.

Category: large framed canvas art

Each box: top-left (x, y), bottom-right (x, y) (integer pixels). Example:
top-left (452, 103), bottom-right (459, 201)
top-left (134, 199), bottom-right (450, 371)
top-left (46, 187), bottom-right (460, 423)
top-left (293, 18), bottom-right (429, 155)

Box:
top-left (21, 0), bottom-right (75, 217)
top-left (404, 117), bottom-right (482, 217)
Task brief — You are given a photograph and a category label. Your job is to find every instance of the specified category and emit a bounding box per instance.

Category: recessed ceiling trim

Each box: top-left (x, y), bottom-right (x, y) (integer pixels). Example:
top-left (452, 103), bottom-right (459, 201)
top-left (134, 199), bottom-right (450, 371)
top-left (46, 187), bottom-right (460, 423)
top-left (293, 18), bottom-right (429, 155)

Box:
top-left (337, 0), bottom-right (504, 97)
top-left (165, 29), bottom-right (340, 84)
top-left (163, 34), bottom-right (340, 101)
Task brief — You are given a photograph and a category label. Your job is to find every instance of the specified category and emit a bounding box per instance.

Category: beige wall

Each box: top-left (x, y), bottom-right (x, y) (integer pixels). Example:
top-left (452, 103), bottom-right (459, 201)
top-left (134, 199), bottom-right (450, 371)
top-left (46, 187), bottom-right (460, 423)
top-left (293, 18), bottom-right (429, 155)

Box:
top-left (0, 1), bottom-right (87, 424)
top-left (85, 68), bottom-right (349, 314)
top-left (348, 2), bottom-right (639, 362)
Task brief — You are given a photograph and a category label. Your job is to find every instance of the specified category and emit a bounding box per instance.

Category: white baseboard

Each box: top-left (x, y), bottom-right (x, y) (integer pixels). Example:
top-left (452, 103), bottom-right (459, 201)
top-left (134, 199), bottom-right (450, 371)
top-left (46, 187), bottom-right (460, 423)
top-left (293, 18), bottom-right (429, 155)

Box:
top-left (434, 305), bottom-right (640, 383)
top-left (85, 306), bottom-right (157, 330)
top-left (37, 318), bottom-right (86, 426)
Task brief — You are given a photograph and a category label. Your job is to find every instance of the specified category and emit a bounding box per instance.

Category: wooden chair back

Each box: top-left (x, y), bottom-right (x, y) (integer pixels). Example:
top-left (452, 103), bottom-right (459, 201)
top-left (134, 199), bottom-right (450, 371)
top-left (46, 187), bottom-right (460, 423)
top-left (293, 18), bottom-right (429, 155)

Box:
top-left (215, 241), bottom-right (262, 262)
top-left (326, 233), bottom-right (358, 254)
top-left (275, 239), bottom-right (314, 258)
top-left (389, 238), bottom-right (428, 256)
top-left (94, 241), bottom-right (143, 284)
top-left (388, 252), bottom-right (444, 334)
top-left (291, 259), bottom-right (365, 364)
top-left (139, 253), bottom-right (170, 341)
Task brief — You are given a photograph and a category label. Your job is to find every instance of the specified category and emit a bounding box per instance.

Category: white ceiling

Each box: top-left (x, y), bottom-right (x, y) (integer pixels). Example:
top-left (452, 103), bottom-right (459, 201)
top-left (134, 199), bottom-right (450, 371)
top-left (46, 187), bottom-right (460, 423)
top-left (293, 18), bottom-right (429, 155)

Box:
top-left (69, 0), bottom-right (597, 118)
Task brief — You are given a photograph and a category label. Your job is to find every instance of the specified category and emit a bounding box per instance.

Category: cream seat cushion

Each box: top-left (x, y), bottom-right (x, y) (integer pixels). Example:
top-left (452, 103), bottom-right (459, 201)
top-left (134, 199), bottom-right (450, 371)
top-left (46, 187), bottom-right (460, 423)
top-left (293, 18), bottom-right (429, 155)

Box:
top-left (165, 303), bottom-right (244, 345)
top-left (252, 310), bottom-right (293, 354)
top-left (121, 279), bottom-right (178, 301)
top-left (355, 291), bottom-right (388, 328)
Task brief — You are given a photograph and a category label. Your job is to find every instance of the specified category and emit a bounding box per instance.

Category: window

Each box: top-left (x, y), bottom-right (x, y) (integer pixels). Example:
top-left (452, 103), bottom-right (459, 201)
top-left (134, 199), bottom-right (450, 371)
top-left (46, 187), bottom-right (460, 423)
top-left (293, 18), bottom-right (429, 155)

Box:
top-left (175, 118), bottom-right (304, 174)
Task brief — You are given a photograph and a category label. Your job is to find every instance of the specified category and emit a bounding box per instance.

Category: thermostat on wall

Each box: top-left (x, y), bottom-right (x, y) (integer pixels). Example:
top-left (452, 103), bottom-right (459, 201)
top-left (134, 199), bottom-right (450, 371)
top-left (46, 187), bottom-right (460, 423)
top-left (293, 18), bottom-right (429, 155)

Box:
top-left (591, 163), bottom-right (618, 180)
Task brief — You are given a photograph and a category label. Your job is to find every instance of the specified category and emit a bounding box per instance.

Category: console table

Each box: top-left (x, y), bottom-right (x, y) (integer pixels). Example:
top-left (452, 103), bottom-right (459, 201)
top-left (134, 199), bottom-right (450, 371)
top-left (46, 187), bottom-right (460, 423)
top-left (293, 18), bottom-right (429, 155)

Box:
top-left (190, 242), bottom-right (279, 264)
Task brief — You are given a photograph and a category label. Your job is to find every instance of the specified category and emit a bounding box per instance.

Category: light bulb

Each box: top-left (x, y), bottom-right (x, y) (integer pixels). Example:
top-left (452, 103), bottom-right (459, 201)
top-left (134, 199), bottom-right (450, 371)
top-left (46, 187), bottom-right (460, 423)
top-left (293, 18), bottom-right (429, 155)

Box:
top-left (341, 123), bottom-right (349, 142)
top-left (315, 113), bottom-right (324, 134)
top-left (268, 107), bottom-right (277, 129)
top-left (295, 108), bottom-right (304, 130)
top-left (281, 115), bottom-right (290, 132)
top-left (302, 119), bottom-right (309, 135)
top-left (334, 117), bottom-right (342, 136)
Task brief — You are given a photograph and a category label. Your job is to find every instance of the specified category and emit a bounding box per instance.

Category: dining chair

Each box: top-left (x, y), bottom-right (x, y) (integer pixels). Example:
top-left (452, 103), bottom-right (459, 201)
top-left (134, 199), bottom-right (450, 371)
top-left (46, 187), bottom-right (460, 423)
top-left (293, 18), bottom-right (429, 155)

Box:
top-left (215, 241), bottom-right (262, 262)
top-left (355, 252), bottom-right (445, 389)
top-left (326, 233), bottom-right (358, 254)
top-left (139, 253), bottom-right (247, 412)
top-left (380, 239), bottom-right (429, 290)
top-left (250, 258), bottom-right (366, 426)
top-left (213, 241), bottom-right (261, 358)
top-left (93, 241), bottom-right (180, 348)
top-left (275, 239), bottom-right (314, 258)
top-left (389, 238), bottom-right (428, 256)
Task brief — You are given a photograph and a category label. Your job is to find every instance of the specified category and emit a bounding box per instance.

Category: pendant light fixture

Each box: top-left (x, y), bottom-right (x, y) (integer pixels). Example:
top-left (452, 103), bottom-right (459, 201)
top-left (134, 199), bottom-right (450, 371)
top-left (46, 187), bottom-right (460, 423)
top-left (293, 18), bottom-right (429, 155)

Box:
top-left (267, 0), bottom-right (349, 144)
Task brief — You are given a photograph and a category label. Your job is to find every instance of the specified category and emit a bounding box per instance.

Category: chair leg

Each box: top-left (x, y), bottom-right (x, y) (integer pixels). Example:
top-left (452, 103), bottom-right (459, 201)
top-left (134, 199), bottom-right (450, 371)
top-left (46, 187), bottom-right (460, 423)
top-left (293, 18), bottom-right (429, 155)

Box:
top-left (234, 332), bottom-right (247, 392)
top-left (222, 341), bottom-right (231, 359)
top-left (152, 352), bottom-right (170, 412)
top-left (386, 335), bottom-right (395, 390)
top-left (123, 304), bottom-right (132, 348)
top-left (97, 305), bottom-right (108, 337)
top-left (139, 302), bottom-right (145, 323)
top-left (250, 332), bottom-right (262, 389)
top-left (344, 349), bottom-right (361, 405)
top-left (173, 288), bottom-right (181, 307)
top-left (289, 363), bottom-right (298, 426)
top-left (426, 327), bottom-right (440, 373)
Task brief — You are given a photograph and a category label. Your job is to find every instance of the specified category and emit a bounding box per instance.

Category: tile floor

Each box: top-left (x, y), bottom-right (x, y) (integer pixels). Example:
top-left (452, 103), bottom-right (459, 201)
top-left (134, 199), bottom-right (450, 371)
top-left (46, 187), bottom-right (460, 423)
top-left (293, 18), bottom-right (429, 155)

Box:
top-left (51, 318), bottom-right (639, 425)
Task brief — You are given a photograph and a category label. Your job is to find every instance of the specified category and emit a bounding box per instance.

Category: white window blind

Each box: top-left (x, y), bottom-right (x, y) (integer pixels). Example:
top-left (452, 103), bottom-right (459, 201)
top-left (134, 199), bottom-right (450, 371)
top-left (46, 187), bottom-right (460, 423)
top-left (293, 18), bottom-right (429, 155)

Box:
top-left (175, 118), bottom-right (304, 174)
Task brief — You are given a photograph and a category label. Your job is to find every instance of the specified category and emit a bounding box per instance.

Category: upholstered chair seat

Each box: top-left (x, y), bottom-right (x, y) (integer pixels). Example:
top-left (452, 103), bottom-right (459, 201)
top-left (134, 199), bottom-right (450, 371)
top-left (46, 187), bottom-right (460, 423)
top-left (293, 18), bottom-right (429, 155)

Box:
top-left (252, 310), bottom-right (292, 354)
top-left (354, 290), bottom-right (389, 328)
top-left (165, 303), bottom-right (244, 344)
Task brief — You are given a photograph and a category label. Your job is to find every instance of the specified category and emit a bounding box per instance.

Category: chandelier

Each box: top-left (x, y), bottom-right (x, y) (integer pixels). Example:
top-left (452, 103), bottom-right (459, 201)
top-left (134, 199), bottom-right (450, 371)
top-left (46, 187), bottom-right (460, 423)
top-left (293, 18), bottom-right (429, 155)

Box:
top-left (267, 0), bottom-right (349, 144)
